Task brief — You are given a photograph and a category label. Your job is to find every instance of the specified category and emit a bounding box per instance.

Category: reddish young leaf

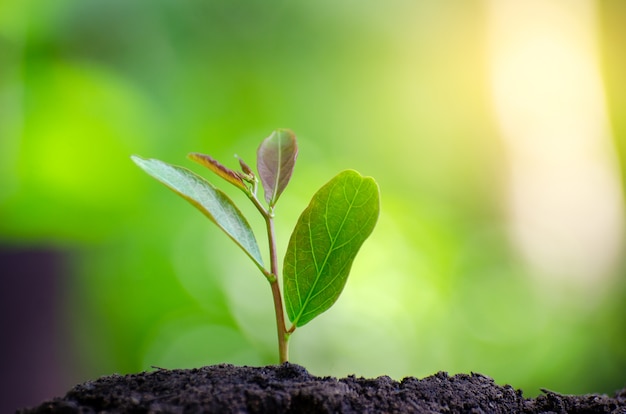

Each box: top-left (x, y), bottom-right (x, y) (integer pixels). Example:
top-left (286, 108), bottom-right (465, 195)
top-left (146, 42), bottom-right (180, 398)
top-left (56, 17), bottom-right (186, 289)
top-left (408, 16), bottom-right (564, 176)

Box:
top-left (188, 152), bottom-right (248, 192)
top-left (257, 129), bottom-right (298, 206)
top-left (237, 156), bottom-right (255, 182)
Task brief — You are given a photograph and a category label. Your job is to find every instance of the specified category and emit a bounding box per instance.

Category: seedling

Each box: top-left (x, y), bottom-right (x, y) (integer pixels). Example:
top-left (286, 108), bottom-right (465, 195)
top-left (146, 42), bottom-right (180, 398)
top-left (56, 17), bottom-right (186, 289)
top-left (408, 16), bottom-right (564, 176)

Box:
top-left (131, 129), bottom-right (379, 363)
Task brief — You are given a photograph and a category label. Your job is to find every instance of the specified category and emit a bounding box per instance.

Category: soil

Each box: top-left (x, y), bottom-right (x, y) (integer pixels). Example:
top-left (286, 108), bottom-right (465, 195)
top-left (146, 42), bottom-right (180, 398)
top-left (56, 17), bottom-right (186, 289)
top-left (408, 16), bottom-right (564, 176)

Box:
top-left (19, 363), bottom-right (626, 413)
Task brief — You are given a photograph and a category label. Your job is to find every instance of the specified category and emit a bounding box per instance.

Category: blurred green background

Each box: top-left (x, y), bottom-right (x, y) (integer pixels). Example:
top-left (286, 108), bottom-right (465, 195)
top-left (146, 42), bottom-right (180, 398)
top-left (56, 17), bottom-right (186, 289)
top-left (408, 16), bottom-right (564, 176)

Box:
top-left (2, 0), bottom-right (626, 409)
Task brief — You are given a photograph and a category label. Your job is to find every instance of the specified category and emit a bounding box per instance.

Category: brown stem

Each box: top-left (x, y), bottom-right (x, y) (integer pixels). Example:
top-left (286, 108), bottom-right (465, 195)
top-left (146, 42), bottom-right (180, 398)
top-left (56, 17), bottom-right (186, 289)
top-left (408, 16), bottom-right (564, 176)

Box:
top-left (248, 190), bottom-right (292, 363)
top-left (266, 214), bottom-right (290, 363)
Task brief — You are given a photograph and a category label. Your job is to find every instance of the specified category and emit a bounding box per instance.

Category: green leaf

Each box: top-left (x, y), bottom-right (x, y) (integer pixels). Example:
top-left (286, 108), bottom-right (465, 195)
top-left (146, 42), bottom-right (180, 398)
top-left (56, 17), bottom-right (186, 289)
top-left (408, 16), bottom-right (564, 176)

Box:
top-left (257, 129), bottom-right (298, 206)
top-left (131, 155), bottom-right (264, 270)
top-left (283, 170), bottom-right (380, 327)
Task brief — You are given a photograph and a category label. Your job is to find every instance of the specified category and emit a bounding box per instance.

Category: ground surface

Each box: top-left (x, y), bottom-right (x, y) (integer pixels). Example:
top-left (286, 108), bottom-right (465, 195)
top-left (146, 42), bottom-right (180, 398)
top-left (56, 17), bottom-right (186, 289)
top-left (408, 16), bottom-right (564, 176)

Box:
top-left (20, 363), bottom-right (626, 413)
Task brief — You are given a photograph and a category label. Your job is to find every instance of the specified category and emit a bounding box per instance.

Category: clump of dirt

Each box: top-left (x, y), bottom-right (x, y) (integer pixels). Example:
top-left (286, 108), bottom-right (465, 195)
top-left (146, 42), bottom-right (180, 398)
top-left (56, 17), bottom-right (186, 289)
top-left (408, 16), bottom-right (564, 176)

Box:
top-left (20, 363), bottom-right (626, 413)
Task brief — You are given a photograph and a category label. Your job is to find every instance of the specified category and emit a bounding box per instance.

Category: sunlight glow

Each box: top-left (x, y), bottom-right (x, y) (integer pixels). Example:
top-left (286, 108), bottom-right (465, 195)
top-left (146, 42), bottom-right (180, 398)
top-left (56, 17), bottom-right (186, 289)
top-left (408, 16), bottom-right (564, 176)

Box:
top-left (487, 0), bottom-right (624, 293)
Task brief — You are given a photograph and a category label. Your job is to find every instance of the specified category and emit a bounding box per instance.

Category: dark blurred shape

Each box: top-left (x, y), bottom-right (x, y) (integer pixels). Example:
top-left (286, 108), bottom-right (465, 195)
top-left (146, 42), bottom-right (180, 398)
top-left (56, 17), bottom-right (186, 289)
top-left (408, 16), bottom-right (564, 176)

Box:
top-left (0, 247), bottom-right (72, 412)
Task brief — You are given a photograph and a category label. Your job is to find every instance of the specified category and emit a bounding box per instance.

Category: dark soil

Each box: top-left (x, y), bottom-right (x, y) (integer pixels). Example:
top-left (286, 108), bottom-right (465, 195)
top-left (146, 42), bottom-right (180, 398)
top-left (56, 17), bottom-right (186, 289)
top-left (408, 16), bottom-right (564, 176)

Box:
top-left (19, 363), bottom-right (626, 413)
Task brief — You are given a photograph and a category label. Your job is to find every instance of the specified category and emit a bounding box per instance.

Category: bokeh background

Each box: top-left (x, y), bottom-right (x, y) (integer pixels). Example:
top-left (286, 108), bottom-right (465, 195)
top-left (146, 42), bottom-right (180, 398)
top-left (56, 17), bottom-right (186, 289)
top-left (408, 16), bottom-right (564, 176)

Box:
top-left (2, 0), bottom-right (626, 410)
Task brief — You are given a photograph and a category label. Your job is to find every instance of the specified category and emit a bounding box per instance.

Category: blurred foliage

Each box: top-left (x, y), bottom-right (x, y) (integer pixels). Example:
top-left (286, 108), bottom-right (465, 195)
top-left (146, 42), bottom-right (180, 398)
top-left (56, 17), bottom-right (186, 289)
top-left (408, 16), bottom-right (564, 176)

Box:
top-left (1, 0), bottom-right (625, 398)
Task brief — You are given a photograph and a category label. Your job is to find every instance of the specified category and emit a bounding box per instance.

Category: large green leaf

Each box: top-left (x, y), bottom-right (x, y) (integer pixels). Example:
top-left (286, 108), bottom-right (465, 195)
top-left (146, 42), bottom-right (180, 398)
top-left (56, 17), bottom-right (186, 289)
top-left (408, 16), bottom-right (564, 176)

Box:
top-left (131, 156), bottom-right (264, 270)
top-left (257, 129), bottom-right (298, 207)
top-left (283, 170), bottom-right (380, 327)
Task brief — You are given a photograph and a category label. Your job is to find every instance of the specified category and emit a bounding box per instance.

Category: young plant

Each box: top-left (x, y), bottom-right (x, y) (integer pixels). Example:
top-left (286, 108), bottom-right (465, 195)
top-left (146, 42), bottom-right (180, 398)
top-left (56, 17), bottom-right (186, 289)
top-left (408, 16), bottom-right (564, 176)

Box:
top-left (131, 129), bottom-right (379, 363)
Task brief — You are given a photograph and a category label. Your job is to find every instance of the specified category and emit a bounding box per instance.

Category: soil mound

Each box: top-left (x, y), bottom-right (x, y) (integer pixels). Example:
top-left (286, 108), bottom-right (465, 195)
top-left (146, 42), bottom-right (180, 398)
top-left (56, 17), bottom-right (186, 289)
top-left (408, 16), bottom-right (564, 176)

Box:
top-left (20, 363), bottom-right (626, 413)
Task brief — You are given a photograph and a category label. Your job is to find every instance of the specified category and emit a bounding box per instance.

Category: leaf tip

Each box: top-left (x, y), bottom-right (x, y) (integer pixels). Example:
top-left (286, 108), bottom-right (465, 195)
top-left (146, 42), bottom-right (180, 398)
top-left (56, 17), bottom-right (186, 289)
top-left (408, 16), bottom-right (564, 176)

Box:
top-left (131, 155), bottom-right (152, 171)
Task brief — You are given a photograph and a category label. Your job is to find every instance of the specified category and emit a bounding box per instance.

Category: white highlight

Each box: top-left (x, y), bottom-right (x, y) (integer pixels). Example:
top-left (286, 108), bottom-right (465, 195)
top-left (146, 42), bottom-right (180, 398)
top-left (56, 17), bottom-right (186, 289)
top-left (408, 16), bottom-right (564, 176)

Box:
top-left (487, 0), bottom-right (624, 292)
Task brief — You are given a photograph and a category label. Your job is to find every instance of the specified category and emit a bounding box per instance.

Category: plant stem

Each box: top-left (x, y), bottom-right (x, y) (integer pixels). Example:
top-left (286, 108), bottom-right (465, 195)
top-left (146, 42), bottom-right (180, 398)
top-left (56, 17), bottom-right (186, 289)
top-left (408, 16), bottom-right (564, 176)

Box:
top-left (266, 213), bottom-right (291, 363)
top-left (248, 191), bottom-right (292, 363)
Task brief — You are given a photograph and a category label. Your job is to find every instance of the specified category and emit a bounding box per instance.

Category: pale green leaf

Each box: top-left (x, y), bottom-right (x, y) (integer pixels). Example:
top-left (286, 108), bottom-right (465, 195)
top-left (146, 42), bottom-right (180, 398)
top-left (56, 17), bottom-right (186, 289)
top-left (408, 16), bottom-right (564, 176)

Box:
top-left (131, 155), bottom-right (264, 269)
top-left (283, 170), bottom-right (379, 327)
